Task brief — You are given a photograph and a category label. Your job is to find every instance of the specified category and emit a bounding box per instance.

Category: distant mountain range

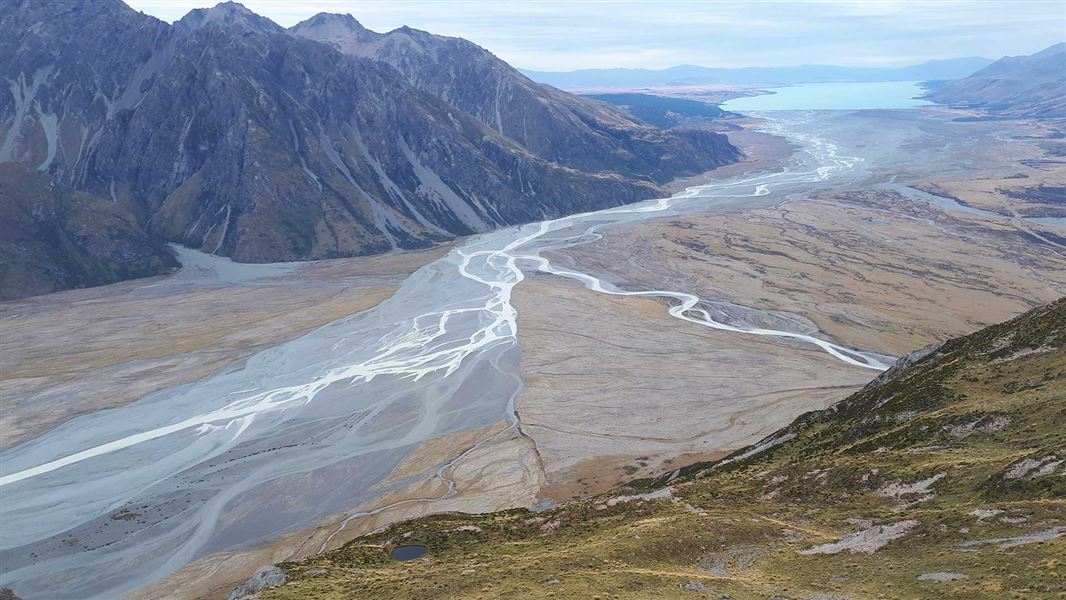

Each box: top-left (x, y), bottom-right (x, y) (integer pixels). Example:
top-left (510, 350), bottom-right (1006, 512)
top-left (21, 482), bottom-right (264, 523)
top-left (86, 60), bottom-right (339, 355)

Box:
top-left (0, 1), bottom-right (738, 299)
top-left (521, 57), bottom-right (996, 90)
top-left (925, 43), bottom-right (1066, 118)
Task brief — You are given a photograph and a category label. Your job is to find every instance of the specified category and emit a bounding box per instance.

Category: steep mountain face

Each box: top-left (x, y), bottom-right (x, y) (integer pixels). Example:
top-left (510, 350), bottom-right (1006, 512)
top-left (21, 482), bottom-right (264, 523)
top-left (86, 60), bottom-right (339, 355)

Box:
top-left (0, 164), bottom-right (177, 300)
top-left (927, 43), bottom-right (1066, 118)
top-left (289, 13), bottom-right (738, 183)
top-left (1, 1), bottom-right (737, 285)
top-left (252, 299), bottom-right (1065, 599)
top-left (0, 0), bottom-right (174, 183)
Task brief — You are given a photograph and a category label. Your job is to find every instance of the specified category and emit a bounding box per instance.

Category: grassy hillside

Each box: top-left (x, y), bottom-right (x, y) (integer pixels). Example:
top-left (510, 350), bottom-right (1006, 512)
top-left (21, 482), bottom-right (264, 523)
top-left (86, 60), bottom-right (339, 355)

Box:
top-left (259, 299), bottom-right (1065, 600)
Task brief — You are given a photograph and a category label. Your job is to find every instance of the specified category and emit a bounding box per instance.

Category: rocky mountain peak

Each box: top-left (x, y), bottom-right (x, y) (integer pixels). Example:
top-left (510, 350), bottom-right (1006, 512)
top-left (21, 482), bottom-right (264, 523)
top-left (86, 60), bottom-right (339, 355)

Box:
top-left (295, 12), bottom-right (370, 33)
top-left (289, 13), bottom-right (382, 54)
top-left (177, 2), bottom-right (283, 34)
top-left (388, 25), bottom-right (440, 41)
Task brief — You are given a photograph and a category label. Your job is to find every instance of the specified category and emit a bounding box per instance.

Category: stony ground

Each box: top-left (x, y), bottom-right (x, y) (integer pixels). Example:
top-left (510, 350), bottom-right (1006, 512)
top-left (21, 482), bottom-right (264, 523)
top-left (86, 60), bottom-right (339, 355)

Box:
top-left (513, 279), bottom-right (871, 502)
top-left (0, 246), bottom-right (447, 447)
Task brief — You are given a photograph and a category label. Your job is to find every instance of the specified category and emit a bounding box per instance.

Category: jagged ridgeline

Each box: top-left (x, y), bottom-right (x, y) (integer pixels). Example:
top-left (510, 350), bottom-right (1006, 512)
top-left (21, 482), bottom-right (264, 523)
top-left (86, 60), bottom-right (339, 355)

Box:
top-left (0, 1), bottom-right (738, 298)
top-left (249, 299), bottom-right (1064, 600)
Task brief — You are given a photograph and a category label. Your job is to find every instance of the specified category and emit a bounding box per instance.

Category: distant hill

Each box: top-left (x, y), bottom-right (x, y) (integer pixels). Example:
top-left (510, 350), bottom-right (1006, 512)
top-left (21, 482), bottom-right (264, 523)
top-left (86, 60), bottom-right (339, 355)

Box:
top-left (239, 298), bottom-right (1066, 599)
top-left (582, 93), bottom-right (727, 128)
top-left (522, 57), bottom-right (994, 90)
top-left (926, 43), bottom-right (1066, 118)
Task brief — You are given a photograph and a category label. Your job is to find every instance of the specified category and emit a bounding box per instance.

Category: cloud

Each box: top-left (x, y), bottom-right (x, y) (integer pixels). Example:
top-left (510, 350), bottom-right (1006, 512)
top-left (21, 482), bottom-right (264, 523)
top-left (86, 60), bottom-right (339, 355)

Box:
top-left (124, 0), bottom-right (1066, 70)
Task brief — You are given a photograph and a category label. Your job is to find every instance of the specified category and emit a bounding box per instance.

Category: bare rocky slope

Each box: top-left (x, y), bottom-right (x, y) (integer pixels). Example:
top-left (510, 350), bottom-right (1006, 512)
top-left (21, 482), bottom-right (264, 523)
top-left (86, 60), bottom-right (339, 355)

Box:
top-left (0, 1), bottom-right (738, 297)
top-left (289, 13), bottom-right (737, 181)
top-left (0, 164), bottom-right (177, 300)
top-left (927, 43), bottom-right (1066, 118)
top-left (246, 298), bottom-right (1064, 599)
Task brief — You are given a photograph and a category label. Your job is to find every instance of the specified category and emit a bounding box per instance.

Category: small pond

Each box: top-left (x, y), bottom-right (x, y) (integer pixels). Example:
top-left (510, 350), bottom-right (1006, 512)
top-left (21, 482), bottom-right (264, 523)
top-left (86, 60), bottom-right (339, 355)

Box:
top-left (390, 544), bottom-right (429, 561)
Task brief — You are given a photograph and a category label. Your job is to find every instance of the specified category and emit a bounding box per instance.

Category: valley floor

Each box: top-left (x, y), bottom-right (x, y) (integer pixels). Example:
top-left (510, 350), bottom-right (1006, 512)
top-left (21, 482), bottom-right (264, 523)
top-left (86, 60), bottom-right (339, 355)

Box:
top-left (135, 108), bottom-right (1066, 600)
top-left (2, 108), bottom-right (1063, 600)
top-left (0, 245), bottom-right (449, 448)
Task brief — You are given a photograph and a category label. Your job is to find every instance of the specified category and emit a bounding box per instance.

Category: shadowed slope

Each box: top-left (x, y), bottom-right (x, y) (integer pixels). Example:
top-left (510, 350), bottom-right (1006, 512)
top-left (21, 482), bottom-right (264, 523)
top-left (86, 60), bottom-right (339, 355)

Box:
top-left (927, 43), bottom-right (1066, 118)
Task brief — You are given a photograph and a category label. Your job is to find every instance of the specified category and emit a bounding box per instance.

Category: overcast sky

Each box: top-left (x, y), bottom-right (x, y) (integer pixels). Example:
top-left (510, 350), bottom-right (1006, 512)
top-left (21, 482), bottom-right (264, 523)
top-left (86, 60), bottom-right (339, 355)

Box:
top-left (124, 0), bottom-right (1066, 71)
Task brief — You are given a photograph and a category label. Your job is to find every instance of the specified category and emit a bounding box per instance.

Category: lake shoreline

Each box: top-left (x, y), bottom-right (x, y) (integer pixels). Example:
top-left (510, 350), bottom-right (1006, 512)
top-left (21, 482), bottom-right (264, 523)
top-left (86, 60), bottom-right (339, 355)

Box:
top-left (722, 80), bottom-right (935, 111)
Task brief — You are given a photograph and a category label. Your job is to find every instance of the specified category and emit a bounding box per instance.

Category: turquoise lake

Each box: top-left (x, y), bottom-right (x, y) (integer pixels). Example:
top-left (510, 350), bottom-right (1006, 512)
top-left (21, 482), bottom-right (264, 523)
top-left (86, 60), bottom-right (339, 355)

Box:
top-left (722, 81), bottom-right (934, 111)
